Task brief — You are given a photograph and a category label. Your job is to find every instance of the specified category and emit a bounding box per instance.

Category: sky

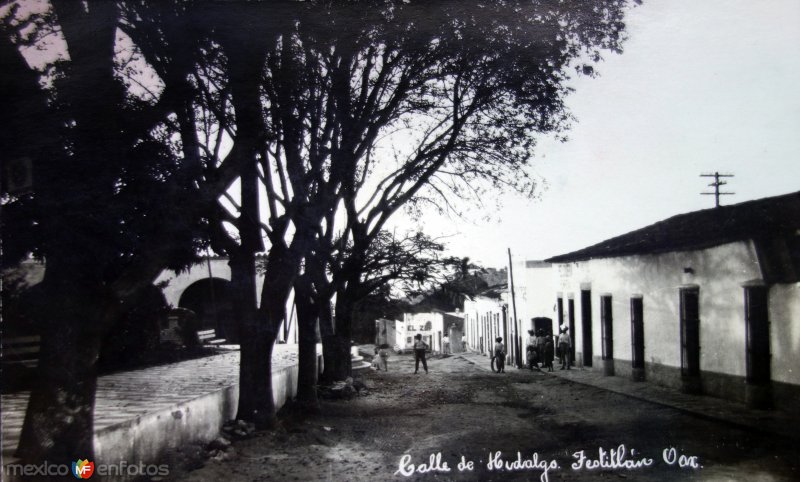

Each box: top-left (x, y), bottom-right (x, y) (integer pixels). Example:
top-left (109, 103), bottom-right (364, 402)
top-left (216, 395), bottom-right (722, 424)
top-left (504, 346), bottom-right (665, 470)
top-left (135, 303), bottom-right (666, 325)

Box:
top-left (10, 0), bottom-right (798, 271)
top-left (392, 0), bottom-right (800, 268)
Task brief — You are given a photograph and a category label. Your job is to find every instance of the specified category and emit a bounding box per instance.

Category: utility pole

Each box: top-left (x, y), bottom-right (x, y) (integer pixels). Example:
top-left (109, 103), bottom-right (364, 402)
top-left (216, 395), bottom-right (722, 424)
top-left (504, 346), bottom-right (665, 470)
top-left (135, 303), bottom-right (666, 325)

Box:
top-left (701, 172), bottom-right (734, 207)
top-left (507, 248), bottom-right (522, 368)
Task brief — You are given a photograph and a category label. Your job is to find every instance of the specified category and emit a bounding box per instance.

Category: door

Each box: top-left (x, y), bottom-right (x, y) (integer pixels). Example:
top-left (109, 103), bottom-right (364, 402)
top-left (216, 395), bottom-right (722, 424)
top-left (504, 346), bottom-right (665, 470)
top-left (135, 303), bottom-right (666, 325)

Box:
top-left (680, 288), bottom-right (700, 377)
top-left (630, 296), bottom-right (644, 369)
top-left (745, 285), bottom-right (770, 385)
top-left (600, 295), bottom-right (613, 361)
top-left (568, 298), bottom-right (576, 363)
top-left (581, 290), bottom-right (593, 366)
top-left (533, 317), bottom-right (553, 335)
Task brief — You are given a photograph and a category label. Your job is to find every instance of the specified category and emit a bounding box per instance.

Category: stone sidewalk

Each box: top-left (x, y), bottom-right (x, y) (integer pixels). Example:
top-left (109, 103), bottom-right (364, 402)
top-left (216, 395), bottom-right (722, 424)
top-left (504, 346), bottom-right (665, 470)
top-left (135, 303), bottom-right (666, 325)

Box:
top-left (1, 344), bottom-right (300, 463)
top-left (457, 350), bottom-right (800, 442)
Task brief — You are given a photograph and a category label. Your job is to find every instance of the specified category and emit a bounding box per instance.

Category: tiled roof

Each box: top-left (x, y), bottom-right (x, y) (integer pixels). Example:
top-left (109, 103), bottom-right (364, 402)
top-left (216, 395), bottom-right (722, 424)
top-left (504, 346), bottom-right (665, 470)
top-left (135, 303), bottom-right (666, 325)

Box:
top-left (545, 191), bottom-right (800, 269)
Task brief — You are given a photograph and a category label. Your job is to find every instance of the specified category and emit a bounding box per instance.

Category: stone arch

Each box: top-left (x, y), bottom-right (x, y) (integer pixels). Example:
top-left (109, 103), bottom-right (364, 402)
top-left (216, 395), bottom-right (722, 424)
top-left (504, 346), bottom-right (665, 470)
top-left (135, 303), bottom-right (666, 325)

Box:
top-left (178, 278), bottom-right (238, 342)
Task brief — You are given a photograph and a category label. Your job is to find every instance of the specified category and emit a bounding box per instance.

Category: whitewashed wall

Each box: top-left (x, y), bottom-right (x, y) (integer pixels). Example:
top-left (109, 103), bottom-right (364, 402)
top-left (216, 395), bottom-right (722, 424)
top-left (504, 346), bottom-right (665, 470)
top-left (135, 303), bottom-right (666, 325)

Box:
top-left (402, 312), bottom-right (445, 352)
top-left (463, 296), bottom-right (506, 355)
top-left (770, 282), bottom-right (800, 386)
top-left (510, 261), bottom-right (556, 331)
top-left (554, 240), bottom-right (762, 378)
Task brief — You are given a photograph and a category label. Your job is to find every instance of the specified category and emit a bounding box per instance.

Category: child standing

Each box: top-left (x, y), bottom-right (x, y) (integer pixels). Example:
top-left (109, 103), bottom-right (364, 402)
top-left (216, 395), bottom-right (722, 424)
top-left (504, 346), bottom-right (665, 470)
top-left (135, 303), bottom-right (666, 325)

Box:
top-left (378, 343), bottom-right (390, 371)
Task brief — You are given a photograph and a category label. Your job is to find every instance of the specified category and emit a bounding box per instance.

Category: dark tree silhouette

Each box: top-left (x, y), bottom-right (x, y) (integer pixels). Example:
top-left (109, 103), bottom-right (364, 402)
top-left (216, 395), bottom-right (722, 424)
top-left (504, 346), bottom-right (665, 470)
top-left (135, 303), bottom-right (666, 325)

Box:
top-left (2, 0), bottom-right (634, 456)
top-left (2, 1), bottom-right (212, 463)
top-left (259, 0), bottom-right (633, 381)
top-left (314, 230), bottom-right (451, 383)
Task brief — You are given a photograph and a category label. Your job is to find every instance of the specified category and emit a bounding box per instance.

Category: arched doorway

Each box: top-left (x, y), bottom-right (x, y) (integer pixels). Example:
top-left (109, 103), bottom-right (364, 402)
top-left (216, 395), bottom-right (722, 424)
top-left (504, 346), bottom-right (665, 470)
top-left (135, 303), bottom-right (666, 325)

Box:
top-left (178, 278), bottom-right (237, 342)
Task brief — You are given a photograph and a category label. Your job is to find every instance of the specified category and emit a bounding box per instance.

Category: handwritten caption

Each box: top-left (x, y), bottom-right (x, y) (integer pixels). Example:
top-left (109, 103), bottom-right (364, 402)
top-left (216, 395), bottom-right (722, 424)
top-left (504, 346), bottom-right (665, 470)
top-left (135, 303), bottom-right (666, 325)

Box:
top-left (394, 445), bottom-right (701, 481)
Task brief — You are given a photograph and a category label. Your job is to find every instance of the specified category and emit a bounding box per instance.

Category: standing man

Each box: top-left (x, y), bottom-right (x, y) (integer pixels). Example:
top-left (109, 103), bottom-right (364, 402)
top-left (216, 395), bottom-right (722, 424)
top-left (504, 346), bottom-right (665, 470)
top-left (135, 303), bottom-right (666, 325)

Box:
top-left (559, 328), bottom-right (572, 370)
top-left (525, 329), bottom-right (538, 371)
top-left (493, 337), bottom-right (506, 373)
top-left (413, 334), bottom-right (429, 374)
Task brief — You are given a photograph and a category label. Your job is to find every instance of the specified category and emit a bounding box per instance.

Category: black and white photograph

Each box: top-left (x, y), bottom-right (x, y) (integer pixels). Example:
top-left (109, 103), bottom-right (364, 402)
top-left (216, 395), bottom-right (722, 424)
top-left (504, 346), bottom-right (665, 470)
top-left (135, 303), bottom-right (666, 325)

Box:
top-left (1, 0), bottom-right (799, 480)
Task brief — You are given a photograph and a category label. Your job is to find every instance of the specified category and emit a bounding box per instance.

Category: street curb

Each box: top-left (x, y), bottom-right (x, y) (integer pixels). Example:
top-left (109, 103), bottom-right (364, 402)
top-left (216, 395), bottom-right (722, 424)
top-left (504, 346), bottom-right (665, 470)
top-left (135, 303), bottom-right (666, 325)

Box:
top-left (543, 368), bottom-right (800, 443)
top-left (456, 351), bottom-right (800, 442)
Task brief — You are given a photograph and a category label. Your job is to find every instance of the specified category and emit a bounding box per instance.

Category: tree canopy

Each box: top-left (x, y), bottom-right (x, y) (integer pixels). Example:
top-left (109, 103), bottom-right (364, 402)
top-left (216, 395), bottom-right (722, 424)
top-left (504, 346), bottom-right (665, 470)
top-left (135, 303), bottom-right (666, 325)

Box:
top-left (1, 0), bottom-right (634, 459)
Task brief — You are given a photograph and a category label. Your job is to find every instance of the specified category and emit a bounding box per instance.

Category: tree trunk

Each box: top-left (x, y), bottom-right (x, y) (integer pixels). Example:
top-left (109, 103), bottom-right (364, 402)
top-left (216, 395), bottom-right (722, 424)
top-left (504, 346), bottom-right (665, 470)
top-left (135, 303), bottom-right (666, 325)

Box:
top-left (16, 262), bottom-right (112, 465)
top-left (321, 335), bottom-right (352, 383)
top-left (15, 2), bottom-right (121, 463)
top-left (294, 275), bottom-right (320, 411)
top-left (16, 326), bottom-right (100, 465)
top-left (228, 252), bottom-right (276, 428)
top-left (236, 322), bottom-right (277, 428)
top-left (321, 292), bottom-right (354, 383)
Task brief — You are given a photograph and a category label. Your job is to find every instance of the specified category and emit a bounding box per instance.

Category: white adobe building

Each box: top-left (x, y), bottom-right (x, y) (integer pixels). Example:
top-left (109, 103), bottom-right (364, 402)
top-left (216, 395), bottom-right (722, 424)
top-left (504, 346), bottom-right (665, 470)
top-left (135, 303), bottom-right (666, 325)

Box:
top-left (397, 310), bottom-right (464, 353)
top-left (463, 295), bottom-right (504, 354)
top-left (512, 191), bottom-right (800, 411)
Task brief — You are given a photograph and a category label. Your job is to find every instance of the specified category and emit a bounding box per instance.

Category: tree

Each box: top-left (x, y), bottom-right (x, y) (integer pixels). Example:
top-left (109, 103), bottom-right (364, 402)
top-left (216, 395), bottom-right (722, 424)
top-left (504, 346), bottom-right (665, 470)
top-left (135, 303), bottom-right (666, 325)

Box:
top-left (2, 0), bottom-right (216, 462)
top-left (344, 232), bottom-right (451, 343)
top-left (421, 257), bottom-right (491, 312)
top-left (207, 0), bottom-right (631, 407)
top-left (3, 0), bottom-right (634, 452)
top-left (315, 230), bottom-right (451, 382)
top-left (264, 0), bottom-right (632, 381)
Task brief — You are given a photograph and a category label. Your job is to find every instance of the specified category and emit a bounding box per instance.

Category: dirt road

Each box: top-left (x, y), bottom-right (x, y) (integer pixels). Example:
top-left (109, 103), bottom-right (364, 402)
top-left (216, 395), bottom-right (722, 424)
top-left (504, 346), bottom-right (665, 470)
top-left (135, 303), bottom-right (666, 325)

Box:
top-left (168, 352), bottom-right (799, 481)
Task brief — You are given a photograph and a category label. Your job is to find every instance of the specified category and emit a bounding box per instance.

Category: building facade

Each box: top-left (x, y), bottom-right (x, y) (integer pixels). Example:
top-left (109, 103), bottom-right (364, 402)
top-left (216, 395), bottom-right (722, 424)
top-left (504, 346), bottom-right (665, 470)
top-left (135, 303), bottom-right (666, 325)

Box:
top-left (462, 290), bottom-right (529, 367)
top-left (398, 311), bottom-right (464, 353)
top-left (513, 192), bottom-right (800, 411)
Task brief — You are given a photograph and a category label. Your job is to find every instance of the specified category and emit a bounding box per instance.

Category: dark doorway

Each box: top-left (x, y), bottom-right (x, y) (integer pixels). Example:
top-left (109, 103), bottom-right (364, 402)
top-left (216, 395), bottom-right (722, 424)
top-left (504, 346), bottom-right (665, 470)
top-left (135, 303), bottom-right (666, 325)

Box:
top-left (179, 278), bottom-right (237, 342)
top-left (532, 317), bottom-right (553, 335)
top-left (744, 285), bottom-right (770, 385)
top-left (581, 289), bottom-right (593, 367)
top-left (680, 287), bottom-right (701, 393)
top-left (600, 294), bottom-right (614, 375)
top-left (630, 296), bottom-right (645, 381)
top-left (556, 297), bottom-right (564, 330)
top-left (567, 297), bottom-right (576, 365)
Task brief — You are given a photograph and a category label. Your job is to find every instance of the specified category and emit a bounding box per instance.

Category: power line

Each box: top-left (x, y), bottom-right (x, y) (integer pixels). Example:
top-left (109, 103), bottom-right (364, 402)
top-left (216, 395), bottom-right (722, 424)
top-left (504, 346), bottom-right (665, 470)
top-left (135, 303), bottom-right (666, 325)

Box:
top-left (700, 172), bottom-right (734, 207)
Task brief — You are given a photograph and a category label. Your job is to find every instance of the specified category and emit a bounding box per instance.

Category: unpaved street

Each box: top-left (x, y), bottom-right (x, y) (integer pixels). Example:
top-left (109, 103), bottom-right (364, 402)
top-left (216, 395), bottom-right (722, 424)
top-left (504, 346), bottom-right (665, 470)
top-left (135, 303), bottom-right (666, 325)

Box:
top-left (169, 352), bottom-right (799, 481)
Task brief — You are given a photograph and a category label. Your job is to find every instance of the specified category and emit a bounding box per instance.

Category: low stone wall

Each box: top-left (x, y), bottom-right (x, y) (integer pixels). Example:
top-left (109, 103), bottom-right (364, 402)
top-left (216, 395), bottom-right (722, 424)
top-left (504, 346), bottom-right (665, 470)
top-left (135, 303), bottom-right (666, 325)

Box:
top-left (2, 346), bottom-right (308, 482)
top-left (95, 362), bottom-right (298, 482)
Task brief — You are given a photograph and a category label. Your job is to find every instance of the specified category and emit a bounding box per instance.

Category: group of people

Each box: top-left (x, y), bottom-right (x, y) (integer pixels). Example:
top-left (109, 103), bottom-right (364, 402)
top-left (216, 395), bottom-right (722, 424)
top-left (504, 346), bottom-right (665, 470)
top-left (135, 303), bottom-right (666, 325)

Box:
top-left (525, 328), bottom-right (571, 372)
top-left (491, 327), bottom-right (572, 373)
top-left (372, 333), bottom-right (430, 374)
top-left (374, 328), bottom-right (572, 376)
